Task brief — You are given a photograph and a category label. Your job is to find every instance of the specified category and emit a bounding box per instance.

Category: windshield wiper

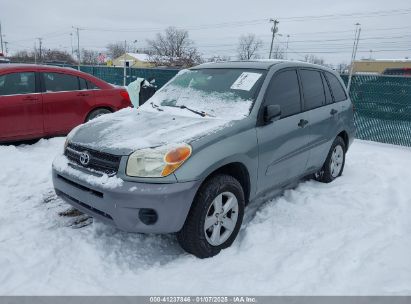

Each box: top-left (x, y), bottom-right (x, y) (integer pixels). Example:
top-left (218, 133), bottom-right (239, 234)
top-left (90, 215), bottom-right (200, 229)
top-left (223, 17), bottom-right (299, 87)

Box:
top-left (150, 102), bottom-right (164, 112)
top-left (162, 104), bottom-right (210, 117)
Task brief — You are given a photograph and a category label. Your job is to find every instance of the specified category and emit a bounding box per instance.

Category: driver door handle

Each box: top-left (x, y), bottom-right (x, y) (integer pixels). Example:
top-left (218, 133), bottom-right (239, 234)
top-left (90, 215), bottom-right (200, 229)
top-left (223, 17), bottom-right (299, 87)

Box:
top-left (22, 96), bottom-right (39, 101)
top-left (76, 92), bottom-right (89, 97)
top-left (330, 109), bottom-right (338, 115)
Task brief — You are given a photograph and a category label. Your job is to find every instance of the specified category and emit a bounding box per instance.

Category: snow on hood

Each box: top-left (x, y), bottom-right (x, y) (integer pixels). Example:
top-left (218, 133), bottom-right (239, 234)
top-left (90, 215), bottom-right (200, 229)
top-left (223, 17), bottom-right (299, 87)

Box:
top-left (68, 107), bottom-right (234, 154)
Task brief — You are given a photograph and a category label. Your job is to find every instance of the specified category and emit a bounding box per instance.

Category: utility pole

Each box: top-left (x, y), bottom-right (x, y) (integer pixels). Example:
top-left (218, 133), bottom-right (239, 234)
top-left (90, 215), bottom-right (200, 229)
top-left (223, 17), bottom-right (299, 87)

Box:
top-left (347, 23), bottom-right (361, 92)
top-left (72, 26), bottom-right (81, 70)
top-left (77, 28), bottom-right (80, 70)
top-left (123, 40), bottom-right (127, 86)
top-left (269, 19), bottom-right (279, 59)
top-left (34, 40), bottom-right (37, 64)
top-left (285, 34), bottom-right (290, 60)
top-left (3, 41), bottom-right (8, 55)
top-left (0, 21), bottom-right (4, 54)
top-left (36, 37), bottom-right (43, 62)
top-left (70, 32), bottom-right (74, 56)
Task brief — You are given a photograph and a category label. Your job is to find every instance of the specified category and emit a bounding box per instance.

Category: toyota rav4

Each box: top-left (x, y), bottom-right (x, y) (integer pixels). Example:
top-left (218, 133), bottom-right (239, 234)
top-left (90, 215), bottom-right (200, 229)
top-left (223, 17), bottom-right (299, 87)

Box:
top-left (52, 60), bottom-right (355, 258)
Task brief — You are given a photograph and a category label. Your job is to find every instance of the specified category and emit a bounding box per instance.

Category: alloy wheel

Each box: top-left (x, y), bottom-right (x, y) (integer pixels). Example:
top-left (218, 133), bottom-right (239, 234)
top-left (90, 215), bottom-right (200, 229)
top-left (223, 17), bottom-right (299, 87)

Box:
top-left (204, 192), bottom-right (239, 246)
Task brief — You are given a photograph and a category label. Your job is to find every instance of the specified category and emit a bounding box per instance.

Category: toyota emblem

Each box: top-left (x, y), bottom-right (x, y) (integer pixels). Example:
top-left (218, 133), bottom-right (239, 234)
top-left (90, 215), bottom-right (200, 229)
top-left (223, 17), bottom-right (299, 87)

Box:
top-left (79, 151), bottom-right (90, 166)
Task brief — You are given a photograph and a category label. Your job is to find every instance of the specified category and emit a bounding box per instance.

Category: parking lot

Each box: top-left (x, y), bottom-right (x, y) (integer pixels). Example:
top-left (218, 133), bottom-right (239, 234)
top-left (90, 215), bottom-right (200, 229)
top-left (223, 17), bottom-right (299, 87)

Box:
top-left (0, 137), bottom-right (410, 295)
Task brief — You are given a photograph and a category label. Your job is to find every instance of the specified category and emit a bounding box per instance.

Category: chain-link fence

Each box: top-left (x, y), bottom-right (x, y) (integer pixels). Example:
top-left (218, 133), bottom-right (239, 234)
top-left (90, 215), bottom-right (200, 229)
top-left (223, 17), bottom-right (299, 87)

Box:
top-left (342, 74), bottom-right (411, 147)
top-left (59, 64), bottom-right (180, 88)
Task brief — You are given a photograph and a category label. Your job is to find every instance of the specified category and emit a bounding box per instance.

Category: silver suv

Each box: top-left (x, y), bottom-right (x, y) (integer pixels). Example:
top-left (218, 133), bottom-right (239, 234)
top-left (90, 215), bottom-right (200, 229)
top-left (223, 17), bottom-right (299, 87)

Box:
top-left (52, 60), bottom-right (355, 258)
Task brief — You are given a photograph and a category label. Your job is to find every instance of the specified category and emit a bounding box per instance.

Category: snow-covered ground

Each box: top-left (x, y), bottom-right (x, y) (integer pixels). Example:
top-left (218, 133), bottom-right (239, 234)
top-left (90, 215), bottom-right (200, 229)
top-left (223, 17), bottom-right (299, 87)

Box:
top-left (0, 138), bottom-right (410, 295)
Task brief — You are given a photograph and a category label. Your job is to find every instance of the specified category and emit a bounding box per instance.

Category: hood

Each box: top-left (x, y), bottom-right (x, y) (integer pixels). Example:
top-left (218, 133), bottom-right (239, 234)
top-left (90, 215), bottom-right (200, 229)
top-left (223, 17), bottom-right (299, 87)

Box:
top-left (69, 108), bottom-right (234, 155)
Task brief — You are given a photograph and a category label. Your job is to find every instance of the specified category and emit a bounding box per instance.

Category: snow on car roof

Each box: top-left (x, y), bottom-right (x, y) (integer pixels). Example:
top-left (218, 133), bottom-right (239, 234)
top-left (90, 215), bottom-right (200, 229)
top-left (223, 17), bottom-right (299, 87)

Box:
top-left (194, 59), bottom-right (335, 71)
top-left (194, 60), bottom-right (284, 70)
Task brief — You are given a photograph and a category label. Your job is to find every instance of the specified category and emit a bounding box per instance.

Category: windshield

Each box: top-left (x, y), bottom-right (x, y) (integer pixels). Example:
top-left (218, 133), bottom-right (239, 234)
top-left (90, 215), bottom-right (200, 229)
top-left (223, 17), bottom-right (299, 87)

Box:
top-left (142, 68), bottom-right (266, 120)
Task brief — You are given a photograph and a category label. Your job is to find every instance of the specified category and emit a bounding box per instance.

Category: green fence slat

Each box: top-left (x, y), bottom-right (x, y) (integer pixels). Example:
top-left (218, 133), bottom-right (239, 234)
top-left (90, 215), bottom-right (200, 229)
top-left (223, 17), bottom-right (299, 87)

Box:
top-left (345, 74), bottom-right (411, 147)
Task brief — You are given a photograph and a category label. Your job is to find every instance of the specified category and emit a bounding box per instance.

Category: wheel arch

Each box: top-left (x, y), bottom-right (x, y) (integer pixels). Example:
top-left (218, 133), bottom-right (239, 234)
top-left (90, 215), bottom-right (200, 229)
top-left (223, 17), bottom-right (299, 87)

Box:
top-left (198, 162), bottom-right (251, 205)
top-left (337, 130), bottom-right (349, 150)
top-left (84, 106), bottom-right (114, 122)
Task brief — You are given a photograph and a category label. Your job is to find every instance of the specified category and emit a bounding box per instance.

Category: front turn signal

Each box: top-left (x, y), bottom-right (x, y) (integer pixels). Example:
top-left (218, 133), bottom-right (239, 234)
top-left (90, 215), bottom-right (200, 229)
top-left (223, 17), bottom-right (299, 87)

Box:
top-left (161, 145), bottom-right (192, 176)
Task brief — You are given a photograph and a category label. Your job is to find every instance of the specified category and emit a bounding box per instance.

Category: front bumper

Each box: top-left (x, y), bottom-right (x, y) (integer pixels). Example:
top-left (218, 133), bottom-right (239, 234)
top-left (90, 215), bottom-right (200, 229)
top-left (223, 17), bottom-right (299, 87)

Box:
top-left (52, 167), bottom-right (201, 233)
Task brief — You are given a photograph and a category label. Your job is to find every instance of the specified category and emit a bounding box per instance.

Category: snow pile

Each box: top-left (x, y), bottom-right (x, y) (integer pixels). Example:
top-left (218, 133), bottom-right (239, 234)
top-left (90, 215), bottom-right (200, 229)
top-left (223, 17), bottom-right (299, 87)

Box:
top-left (0, 138), bottom-right (410, 295)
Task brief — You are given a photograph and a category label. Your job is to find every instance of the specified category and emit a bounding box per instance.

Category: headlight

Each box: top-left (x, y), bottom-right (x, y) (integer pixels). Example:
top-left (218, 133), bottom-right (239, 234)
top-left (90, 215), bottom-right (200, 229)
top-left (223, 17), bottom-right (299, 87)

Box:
top-left (126, 144), bottom-right (192, 177)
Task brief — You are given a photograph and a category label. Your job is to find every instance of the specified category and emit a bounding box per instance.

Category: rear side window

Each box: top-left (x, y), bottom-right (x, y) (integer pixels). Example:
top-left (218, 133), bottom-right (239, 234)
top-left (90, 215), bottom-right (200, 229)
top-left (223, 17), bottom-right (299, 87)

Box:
top-left (87, 80), bottom-right (99, 90)
top-left (264, 70), bottom-right (301, 118)
top-left (79, 77), bottom-right (88, 90)
top-left (300, 70), bottom-right (325, 111)
top-left (0, 72), bottom-right (36, 96)
top-left (321, 73), bottom-right (333, 104)
top-left (44, 72), bottom-right (79, 92)
top-left (325, 72), bottom-right (347, 102)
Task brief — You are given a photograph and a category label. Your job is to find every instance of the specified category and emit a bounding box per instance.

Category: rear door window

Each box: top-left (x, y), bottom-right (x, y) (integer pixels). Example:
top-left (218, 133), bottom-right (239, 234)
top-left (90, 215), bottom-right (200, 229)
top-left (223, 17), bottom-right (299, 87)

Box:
top-left (86, 80), bottom-right (100, 90)
top-left (0, 72), bottom-right (36, 96)
top-left (300, 69), bottom-right (325, 111)
top-left (321, 73), bottom-right (333, 104)
top-left (43, 72), bottom-right (79, 92)
top-left (264, 69), bottom-right (301, 118)
top-left (79, 77), bottom-right (88, 90)
top-left (325, 72), bottom-right (347, 102)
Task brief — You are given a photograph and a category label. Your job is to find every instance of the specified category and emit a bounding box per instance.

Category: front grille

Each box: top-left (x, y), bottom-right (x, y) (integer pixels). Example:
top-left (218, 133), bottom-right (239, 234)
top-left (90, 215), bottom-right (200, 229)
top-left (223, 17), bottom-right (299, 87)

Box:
top-left (65, 143), bottom-right (121, 176)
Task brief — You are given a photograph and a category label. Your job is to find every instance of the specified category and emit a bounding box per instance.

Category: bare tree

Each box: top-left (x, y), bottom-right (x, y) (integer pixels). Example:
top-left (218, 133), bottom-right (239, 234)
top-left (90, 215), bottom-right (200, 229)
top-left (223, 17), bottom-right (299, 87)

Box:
top-left (81, 49), bottom-right (99, 65)
top-left (9, 50), bottom-right (34, 63)
top-left (147, 27), bottom-right (202, 67)
top-left (42, 49), bottom-right (76, 64)
top-left (237, 34), bottom-right (263, 60)
top-left (208, 55), bottom-right (231, 62)
top-left (270, 44), bottom-right (284, 59)
top-left (304, 54), bottom-right (325, 65)
top-left (106, 42), bottom-right (126, 59)
top-left (337, 62), bottom-right (349, 74)
top-left (10, 49), bottom-right (75, 64)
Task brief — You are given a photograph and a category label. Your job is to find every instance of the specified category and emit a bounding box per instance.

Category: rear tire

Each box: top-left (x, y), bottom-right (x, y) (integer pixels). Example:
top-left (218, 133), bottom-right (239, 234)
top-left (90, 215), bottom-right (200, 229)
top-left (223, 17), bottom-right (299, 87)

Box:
top-left (177, 174), bottom-right (245, 258)
top-left (86, 108), bottom-right (112, 122)
top-left (315, 136), bottom-right (346, 183)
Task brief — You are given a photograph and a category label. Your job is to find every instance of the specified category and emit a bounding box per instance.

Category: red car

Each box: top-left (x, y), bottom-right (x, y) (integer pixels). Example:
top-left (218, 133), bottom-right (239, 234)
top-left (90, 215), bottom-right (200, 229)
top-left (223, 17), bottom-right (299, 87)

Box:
top-left (0, 64), bottom-right (131, 143)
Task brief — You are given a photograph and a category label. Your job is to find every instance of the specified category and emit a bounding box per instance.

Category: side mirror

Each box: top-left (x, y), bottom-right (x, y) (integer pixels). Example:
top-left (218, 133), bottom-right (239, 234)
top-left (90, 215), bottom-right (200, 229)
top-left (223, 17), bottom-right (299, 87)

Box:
top-left (264, 105), bottom-right (281, 123)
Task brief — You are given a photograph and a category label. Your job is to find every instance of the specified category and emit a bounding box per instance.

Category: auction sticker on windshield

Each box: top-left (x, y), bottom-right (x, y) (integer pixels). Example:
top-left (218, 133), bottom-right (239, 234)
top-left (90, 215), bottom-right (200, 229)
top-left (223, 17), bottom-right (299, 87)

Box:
top-left (230, 72), bottom-right (262, 91)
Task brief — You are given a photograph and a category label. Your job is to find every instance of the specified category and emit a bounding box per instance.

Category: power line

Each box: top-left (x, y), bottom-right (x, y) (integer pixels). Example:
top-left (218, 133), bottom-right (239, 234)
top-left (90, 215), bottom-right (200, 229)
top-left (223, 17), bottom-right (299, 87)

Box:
top-left (278, 8), bottom-right (411, 22)
top-left (76, 7), bottom-right (411, 33)
top-left (194, 36), bottom-right (411, 49)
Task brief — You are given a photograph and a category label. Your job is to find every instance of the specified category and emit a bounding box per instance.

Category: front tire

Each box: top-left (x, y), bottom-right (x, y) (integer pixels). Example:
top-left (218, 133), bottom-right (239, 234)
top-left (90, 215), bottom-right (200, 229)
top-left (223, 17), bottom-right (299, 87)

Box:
top-left (315, 136), bottom-right (346, 183)
top-left (177, 174), bottom-right (245, 258)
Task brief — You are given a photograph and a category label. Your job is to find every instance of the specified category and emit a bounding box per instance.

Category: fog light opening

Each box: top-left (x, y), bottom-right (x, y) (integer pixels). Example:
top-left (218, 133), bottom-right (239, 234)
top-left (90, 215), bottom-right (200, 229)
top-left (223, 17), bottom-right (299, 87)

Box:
top-left (138, 209), bottom-right (158, 225)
